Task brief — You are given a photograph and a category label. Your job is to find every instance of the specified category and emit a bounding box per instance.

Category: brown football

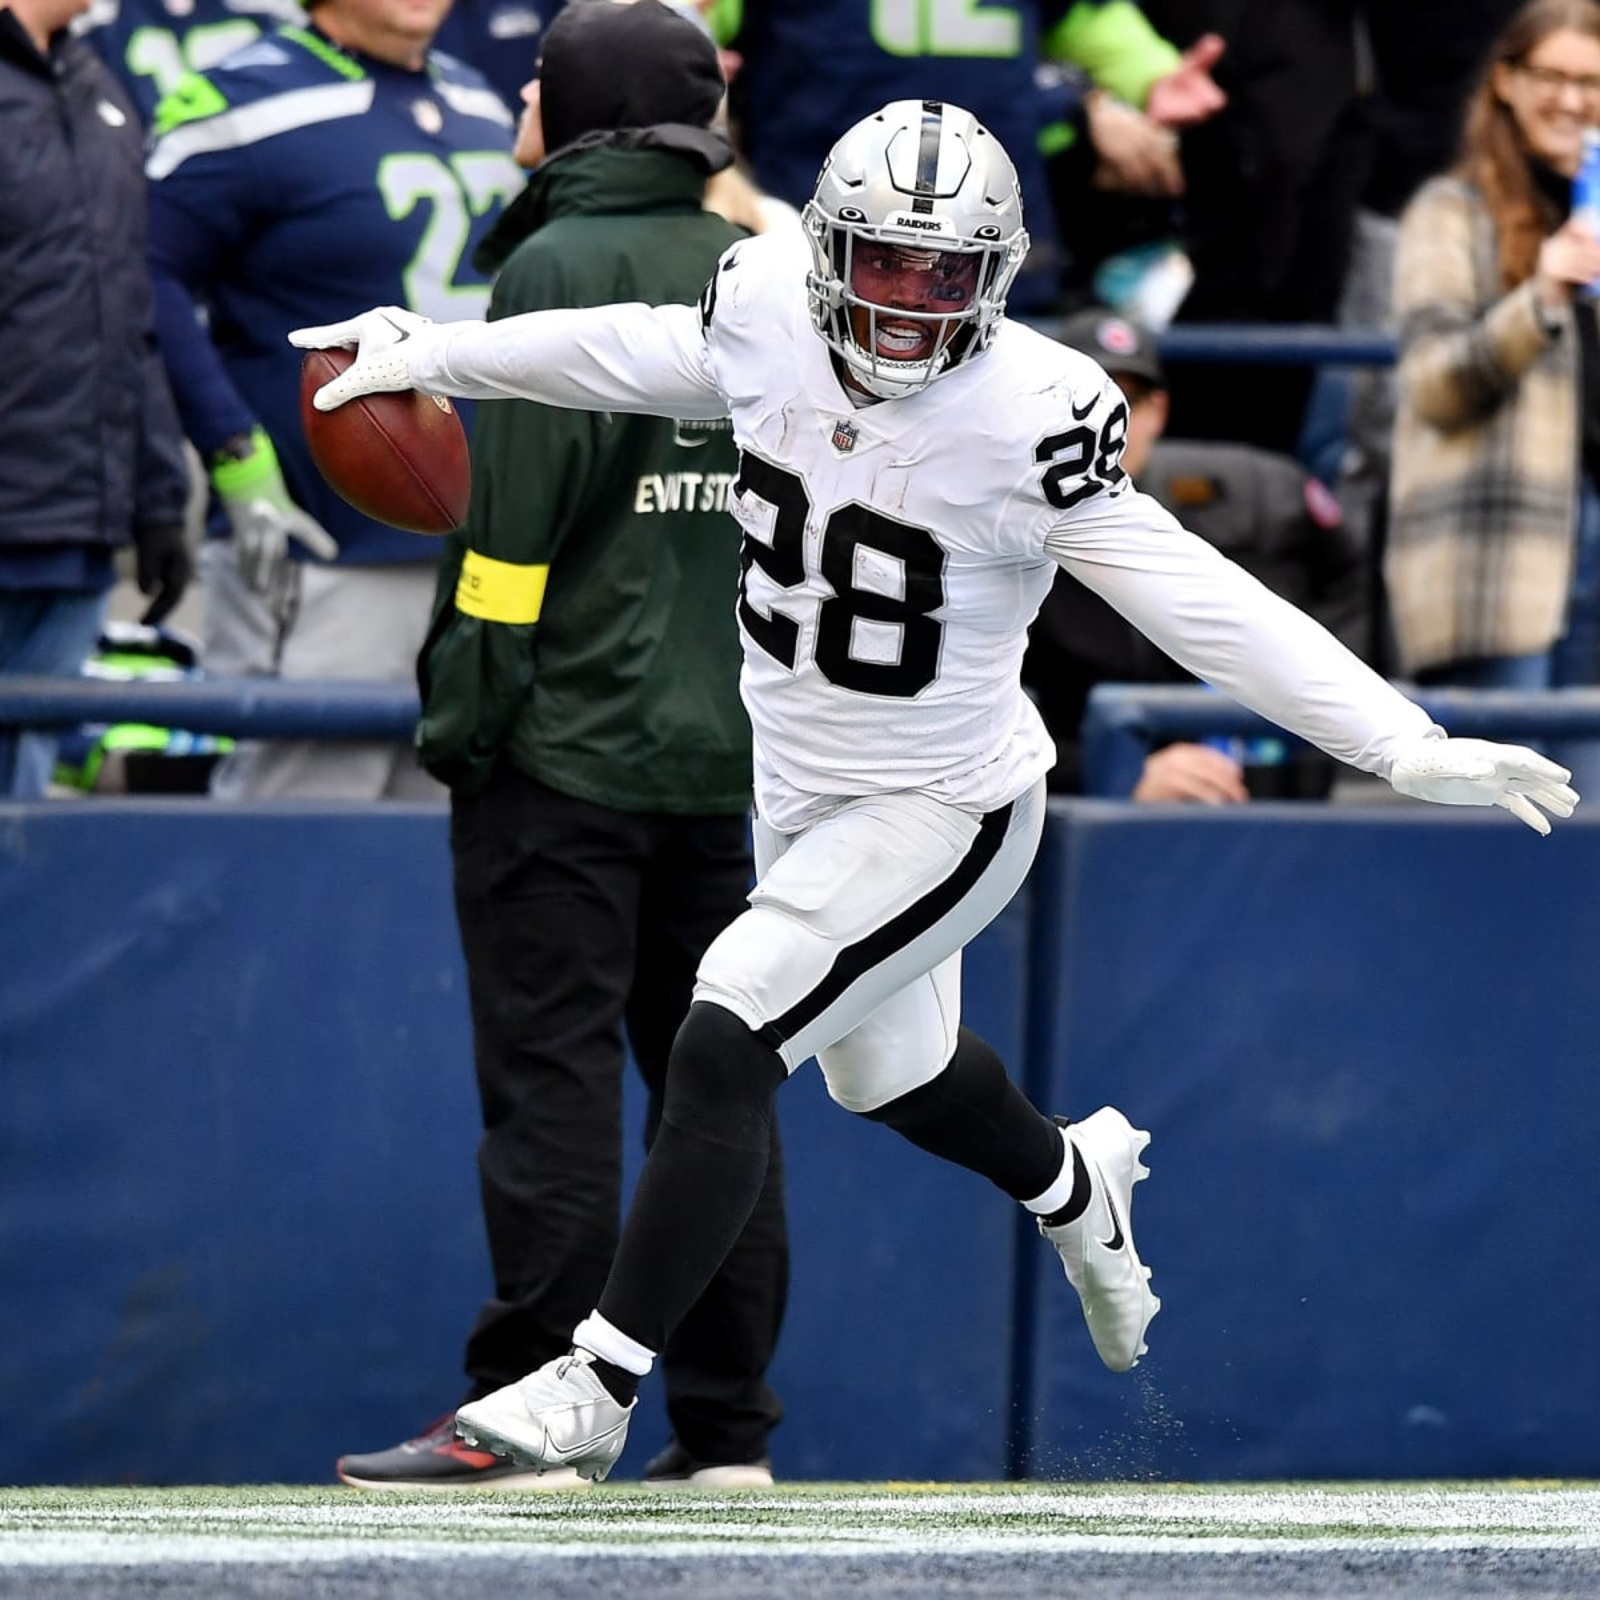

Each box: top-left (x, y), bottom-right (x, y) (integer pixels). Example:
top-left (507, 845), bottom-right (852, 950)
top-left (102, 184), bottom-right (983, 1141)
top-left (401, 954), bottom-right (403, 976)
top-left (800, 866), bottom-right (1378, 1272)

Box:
top-left (300, 346), bottom-right (470, 535)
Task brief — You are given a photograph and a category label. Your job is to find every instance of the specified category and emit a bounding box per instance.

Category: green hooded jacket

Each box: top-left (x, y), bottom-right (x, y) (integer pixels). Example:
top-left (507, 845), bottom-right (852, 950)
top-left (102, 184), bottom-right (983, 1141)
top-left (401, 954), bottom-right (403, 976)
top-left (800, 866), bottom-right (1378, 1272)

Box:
top-left (415, 138), bottom-right (751, 812)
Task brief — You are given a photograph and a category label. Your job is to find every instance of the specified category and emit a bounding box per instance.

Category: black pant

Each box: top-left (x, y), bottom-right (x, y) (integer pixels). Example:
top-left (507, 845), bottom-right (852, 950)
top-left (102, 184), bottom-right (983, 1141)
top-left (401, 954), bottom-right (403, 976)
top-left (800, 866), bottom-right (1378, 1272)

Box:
top-left (449, 765), bottom-right (788, 1463)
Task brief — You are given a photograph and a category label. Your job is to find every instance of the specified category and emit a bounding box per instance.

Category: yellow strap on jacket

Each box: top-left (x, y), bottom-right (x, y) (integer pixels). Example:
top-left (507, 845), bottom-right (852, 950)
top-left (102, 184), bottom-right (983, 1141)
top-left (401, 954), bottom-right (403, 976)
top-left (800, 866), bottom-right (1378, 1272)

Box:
top-left (455, 550), bottom-right (548, 624)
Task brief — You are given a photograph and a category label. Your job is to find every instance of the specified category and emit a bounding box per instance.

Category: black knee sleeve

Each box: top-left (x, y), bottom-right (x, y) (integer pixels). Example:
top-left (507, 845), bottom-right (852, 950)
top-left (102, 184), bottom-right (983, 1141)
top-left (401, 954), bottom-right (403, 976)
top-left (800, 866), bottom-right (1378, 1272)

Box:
top-left (661, 1000), bottom-right (788, 1153)
top-left (861, 1026), bottom-right (1063, 1200)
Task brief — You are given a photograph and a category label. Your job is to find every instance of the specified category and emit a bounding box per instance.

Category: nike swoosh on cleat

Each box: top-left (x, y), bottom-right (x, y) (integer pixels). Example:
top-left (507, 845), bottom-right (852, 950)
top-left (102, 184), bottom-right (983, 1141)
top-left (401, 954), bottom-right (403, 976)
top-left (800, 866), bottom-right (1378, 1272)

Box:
top-left (1100, 1190), bottom-right (1125, 1252)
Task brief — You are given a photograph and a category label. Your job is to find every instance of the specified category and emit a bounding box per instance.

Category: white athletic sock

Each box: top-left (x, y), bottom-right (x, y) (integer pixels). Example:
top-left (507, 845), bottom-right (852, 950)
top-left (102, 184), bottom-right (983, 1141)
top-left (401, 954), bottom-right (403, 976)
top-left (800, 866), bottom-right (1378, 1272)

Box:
top-left (571, 1311), bottom-right (656, 1377)
top-left (1022, 1126), bottom-right (1077, 1216)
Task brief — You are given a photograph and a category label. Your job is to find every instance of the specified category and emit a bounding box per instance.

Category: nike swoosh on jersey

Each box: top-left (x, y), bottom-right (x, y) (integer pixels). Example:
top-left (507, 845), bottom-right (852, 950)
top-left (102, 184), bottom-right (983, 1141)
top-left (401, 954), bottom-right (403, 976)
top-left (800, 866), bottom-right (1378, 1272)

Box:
top-left (1069, 394), bottom-right (1096, 421)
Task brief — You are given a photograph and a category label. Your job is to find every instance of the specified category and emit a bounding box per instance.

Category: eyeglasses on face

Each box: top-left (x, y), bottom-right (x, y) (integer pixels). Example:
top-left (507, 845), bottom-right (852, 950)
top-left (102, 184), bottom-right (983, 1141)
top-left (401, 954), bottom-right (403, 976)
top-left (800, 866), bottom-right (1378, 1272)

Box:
top-left (1514, 60), bottom-right (1600, 98)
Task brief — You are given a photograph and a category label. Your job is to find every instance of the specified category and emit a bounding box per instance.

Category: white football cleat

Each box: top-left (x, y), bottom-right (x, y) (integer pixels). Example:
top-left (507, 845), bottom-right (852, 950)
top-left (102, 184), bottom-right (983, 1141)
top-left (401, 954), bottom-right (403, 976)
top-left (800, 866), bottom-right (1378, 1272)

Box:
top-left (455, 1351), bottom-right (635, 1483)
top-left (1038, 1106), bottom-right (1160, 1371)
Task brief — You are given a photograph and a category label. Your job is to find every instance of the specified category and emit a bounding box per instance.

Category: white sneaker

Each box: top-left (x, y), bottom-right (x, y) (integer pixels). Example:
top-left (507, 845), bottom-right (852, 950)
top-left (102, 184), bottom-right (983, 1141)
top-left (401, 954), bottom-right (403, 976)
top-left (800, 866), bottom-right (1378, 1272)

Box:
top-left (1038, 1106), bottom-right (1160, 1371)
top-left (454, 1352), bottom-right (635, 1483)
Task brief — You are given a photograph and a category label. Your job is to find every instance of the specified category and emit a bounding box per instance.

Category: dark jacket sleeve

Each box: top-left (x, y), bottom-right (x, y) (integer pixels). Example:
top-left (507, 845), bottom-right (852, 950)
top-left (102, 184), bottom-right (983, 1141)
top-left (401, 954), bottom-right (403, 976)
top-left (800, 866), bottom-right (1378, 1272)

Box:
top-left (0, 33), bottom-right (188, 548)
top-left (132, 325), bottom-right (192, 533)
top-left (416, 244), bottom-right (603, 792)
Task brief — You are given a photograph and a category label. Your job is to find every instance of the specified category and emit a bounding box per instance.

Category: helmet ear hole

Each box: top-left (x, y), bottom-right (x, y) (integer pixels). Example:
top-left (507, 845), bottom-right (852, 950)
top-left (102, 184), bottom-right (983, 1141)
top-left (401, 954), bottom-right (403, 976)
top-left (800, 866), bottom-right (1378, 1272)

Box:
top-left (802, 100), bottom-right (1029, 400)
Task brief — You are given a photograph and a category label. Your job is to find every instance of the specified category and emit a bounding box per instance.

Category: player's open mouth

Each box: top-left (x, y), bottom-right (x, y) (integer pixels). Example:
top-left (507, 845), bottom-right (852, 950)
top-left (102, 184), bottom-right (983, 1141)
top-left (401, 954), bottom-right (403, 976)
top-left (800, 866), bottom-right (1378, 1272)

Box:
top-left (874, 322), bottom-right (931, 359)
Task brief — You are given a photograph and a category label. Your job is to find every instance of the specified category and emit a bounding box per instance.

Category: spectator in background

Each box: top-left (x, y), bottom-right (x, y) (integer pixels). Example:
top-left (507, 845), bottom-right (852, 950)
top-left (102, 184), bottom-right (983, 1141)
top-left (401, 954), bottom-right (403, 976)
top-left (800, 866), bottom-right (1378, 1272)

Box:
top-left (1365, 1), bottom-right (1526, 220)
top-left (1025, 309), bottom-right (1368, 799)
top-left (1333, 0), bottom-right (1523, 656)
top-left (87, 0), bottom-right (551, 700)
top-left (334, 0), bottom-right (788, 1493)
top-left (717, 1), bottom-right (1225, 312)
top-left (144, 0), bottom-right (523, 799)
top-left (1039, 14), bottom-right (1226, 313)
top-left (1141, 0), bottom-right (1373, 455)
top-left (431, 0), bottom-right (564, 114)
top-left (79, 0), bottom-right (302, 123)
top-left (0, 0), bottom-right (190, 798)
top-left (81, 0), bottom-right (551, 124)
top-left (1387, 0), bottom-right (1600, 786)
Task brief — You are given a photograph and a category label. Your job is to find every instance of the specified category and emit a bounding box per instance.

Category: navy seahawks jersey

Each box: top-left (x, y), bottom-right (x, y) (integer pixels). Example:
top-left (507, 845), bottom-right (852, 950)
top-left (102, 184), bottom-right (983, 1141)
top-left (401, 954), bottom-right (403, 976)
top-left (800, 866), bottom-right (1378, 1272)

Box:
top-left (81, 0), bottom-right (558, 124)
top-left (77, 0), bottom-right (303, 124)
top-left (146, 24), bottom-right (521, 563)
top-left (432, 0), bottom-right (564, 114)
top-left (728, 1), bottom-right (1074, 303)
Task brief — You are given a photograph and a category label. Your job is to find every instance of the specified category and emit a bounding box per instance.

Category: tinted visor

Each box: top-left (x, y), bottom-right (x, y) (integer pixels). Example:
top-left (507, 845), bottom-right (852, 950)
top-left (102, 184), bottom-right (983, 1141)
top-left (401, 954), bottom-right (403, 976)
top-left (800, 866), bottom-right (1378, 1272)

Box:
top-left (848, 242), bottom-right (983, 312)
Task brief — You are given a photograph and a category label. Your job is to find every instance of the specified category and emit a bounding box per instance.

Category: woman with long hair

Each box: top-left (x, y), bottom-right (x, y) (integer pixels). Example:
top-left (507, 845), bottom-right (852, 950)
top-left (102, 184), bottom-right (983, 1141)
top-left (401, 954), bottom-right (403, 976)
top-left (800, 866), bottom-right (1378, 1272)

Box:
top-left (1388, 0), bottom-right (1600, 740)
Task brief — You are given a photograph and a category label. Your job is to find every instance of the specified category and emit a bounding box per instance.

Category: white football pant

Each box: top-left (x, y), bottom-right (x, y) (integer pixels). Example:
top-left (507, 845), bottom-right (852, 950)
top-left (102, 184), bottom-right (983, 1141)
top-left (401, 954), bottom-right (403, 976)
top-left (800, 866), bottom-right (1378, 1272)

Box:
top-left (693, 777), bottom-right (1046, 1112)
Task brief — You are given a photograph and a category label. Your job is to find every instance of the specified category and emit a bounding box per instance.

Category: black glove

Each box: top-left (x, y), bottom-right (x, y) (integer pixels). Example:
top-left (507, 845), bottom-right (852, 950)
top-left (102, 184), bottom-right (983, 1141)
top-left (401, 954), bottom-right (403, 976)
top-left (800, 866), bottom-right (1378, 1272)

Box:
top-left (133, 520), bottom-right (193, 627)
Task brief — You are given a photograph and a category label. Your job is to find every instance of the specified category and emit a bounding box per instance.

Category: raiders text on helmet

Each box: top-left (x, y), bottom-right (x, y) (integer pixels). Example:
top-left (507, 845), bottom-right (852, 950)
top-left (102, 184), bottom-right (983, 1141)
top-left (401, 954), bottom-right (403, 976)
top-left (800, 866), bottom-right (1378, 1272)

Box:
top-left (802, 100), bottom-right (1029, 400)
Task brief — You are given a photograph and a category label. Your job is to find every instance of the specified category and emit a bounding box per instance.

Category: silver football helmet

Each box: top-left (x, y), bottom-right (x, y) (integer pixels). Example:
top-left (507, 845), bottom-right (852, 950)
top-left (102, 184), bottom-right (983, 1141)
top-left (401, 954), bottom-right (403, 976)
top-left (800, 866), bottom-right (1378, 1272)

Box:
top-left (803, 100), bottom-right (1029, 400)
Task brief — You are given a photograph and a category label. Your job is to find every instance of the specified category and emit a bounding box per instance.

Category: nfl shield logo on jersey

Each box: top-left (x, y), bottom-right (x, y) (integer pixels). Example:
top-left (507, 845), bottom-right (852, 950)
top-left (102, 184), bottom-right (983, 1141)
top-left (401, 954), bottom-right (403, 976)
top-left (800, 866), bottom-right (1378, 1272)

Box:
top-left (830, 417), bottom-right (859, 454)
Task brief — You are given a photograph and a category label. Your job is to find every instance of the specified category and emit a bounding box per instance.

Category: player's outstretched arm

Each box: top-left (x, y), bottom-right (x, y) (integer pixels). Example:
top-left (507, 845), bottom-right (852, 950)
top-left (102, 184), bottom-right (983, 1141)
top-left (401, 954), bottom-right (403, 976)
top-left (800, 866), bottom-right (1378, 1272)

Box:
top-left (1388, 737), bottom-right (1578, 836)
top-left (1046, 495), bottom-right (1581, 833)
top-left (289, 300), bottom-right (727, 421)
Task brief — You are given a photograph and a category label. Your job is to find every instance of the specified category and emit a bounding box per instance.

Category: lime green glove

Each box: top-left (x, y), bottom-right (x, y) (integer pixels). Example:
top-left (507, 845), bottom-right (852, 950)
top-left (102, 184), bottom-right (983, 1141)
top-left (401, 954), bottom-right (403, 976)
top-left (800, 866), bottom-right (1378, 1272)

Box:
top-left (211, 426), bottom-right (339, 597)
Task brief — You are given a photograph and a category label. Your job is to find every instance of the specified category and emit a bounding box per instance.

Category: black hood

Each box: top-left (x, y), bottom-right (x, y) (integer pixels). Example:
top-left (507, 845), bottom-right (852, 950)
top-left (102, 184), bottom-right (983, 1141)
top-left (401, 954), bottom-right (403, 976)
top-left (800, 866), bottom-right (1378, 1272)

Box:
top-left (539, 0), bottom-right (724, 156)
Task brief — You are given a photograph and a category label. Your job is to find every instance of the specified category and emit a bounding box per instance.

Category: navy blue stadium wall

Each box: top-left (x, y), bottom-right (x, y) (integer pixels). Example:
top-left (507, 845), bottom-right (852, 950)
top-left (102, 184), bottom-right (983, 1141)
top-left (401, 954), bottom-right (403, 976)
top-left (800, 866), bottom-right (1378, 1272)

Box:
top-left (1021, 803), bottom-right (1600, 1482)
top-left (0, 804), bottom-right (1025, 1487)
top-left (2, 800), bottom-right (1597, 1486)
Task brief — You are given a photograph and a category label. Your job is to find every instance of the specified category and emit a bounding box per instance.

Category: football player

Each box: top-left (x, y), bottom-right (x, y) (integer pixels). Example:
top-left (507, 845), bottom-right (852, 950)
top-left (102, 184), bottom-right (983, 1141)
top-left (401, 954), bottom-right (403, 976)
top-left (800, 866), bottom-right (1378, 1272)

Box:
top-left (291, 100), bottom-right (1578, 1479)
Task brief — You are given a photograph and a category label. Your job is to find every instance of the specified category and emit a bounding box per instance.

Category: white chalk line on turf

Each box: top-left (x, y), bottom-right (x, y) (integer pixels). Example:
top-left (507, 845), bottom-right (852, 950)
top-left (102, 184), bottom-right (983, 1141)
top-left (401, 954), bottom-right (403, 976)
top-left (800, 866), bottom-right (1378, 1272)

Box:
top-left (8, 1488), bottom-right (1600, 1534)
top-left (5, 1486), bottom-right (1599, 1566)
top-left (4, 1530), bottom-right (1600, 1568)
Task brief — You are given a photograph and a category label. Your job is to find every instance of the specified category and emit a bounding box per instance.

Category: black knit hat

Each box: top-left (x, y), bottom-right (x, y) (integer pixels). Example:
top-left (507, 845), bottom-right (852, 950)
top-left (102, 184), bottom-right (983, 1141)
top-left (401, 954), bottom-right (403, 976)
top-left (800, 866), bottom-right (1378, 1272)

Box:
top-left (538, 0), bottom-right (725, 155)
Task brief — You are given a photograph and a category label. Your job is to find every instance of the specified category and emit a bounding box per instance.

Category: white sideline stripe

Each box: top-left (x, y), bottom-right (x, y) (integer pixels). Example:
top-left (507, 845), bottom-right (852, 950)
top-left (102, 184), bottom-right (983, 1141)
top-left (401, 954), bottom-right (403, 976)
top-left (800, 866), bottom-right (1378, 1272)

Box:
top-left (7, 1487), bottom-right (1600, 1567)
top-left (5, 1530), bottom-right (1600, 1566)
top-left (13, 1487), bottom-right (1600, 1532)
top-left (146, 83), bottom-right (375, 179)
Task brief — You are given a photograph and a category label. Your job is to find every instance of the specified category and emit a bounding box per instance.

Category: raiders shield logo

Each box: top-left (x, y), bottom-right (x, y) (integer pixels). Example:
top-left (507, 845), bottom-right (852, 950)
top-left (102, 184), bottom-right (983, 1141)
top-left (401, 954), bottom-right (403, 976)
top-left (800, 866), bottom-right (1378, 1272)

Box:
top-left (830, 418), bottom-right (859, 454)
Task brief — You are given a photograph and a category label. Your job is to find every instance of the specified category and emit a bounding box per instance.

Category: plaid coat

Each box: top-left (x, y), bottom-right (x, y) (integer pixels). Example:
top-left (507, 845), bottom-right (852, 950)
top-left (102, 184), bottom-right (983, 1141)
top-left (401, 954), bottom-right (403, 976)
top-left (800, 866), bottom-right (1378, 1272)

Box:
top-left (1386, 175), bottom-right (1583, 672)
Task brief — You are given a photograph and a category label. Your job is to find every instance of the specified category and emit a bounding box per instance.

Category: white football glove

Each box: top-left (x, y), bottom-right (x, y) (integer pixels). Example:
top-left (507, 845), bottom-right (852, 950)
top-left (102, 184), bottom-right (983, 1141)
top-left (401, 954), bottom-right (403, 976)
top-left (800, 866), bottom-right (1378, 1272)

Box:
top-left (288, 307), bottom-right (436, 411)
top-left (1388, 736), bottom-right (1579, 836)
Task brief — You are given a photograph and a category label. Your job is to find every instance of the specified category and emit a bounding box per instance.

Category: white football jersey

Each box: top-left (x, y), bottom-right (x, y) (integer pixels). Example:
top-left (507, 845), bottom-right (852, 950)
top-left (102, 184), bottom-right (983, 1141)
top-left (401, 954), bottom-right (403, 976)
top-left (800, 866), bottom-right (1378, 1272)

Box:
top-left (699, 232), bottom-right (1069, 829)
top-left (415, 230), bottom-right (1440, 829)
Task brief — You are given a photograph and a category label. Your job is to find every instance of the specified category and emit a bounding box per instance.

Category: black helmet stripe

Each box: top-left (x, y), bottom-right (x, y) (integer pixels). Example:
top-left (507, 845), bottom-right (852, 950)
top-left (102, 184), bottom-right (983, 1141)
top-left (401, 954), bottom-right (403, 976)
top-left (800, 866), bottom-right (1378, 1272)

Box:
top-left (912, 100), bottom-right (942, 214)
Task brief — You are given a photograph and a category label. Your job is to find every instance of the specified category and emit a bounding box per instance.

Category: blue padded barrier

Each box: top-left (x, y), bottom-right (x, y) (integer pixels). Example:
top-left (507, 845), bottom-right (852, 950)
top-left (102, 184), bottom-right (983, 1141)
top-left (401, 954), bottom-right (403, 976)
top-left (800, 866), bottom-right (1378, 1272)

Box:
top-left (0, 803), bottom-right (1028, 1485)
top-left (1019, 800), bottom-right (1600, 1481)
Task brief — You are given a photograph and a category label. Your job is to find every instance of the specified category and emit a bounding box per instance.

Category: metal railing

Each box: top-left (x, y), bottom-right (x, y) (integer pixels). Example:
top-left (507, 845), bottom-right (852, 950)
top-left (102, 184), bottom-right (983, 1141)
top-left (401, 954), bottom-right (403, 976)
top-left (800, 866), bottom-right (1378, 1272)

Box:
top-left (1081, 683), bottom-right (1600, 797)
top-left (0, 675), bottom-right (419, 739)
top-left (7, 676), bottom-right (1599, 803)
top-left (1025, 320), bottom-right (1398, 368)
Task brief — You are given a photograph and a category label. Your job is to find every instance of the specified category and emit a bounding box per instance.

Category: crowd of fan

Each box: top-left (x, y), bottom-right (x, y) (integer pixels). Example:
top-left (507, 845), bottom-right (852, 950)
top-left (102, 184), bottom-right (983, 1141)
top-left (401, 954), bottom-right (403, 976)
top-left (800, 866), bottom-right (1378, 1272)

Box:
top-left (3, 0), bottom-right (1594, 801)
